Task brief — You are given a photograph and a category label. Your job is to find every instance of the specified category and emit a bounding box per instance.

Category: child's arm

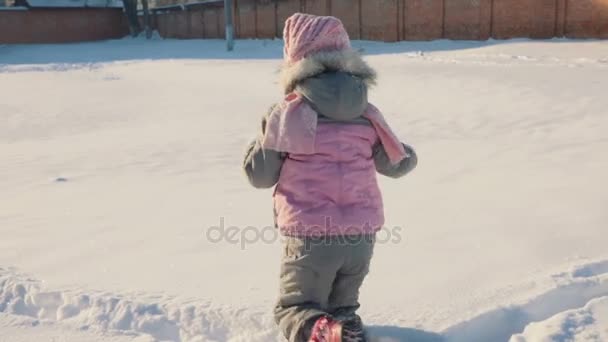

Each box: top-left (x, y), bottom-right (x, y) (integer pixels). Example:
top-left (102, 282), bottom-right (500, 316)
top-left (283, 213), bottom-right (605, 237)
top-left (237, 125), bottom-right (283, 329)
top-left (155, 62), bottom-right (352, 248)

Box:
top-left (243, 139), bottom-right (284, 188)
top-left (373, 143), bottom-right (417, 178)
top-left (242, 106), bottom-right (285, 189)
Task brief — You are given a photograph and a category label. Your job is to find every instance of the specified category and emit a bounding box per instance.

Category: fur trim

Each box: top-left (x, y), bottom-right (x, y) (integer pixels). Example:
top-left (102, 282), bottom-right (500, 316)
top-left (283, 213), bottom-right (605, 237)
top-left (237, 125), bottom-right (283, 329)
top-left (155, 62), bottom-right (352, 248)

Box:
top-left (280, 49), bottom-right (377, 94)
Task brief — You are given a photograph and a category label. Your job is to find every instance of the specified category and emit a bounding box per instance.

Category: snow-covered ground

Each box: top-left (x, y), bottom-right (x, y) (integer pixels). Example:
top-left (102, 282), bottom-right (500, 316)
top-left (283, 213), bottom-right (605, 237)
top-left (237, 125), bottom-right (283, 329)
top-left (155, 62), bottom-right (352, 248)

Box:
top-left (512, 295), bottom-right (608, 342)
top-left (1, 37), bottom-right (608, 341)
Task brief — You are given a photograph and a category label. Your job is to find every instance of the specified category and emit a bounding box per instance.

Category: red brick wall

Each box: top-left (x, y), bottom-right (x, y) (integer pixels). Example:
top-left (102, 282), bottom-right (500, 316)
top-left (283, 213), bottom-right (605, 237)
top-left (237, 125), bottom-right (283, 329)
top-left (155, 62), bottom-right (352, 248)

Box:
top-left (0, 8), bottom-right (128, 44)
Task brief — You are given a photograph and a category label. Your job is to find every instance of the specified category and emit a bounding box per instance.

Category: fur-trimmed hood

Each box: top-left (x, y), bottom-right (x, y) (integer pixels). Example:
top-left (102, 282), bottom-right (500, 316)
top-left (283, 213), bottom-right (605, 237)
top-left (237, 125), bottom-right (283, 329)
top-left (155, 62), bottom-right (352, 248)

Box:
top-left (296, 71), bottom-right (369, 121)
top-left (280, 49), bottom-right (377, 94)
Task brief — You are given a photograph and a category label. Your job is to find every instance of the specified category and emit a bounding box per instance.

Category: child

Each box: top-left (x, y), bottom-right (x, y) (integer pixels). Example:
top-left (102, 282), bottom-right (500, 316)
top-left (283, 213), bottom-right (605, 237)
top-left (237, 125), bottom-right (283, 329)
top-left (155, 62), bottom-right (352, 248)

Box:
top-left (243, 13), bottom-right (417, 342)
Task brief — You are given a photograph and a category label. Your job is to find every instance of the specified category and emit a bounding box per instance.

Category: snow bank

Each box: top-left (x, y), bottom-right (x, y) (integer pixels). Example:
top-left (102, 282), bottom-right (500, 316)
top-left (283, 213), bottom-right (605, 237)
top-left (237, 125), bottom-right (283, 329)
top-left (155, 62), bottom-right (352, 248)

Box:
top-left (511, 296), bottom-right (608, 342)
top-left (0, 268), bottom-right (278, 341)
top-left (445, 260), bottom-right (608, 342)
top-left (3, 259), bottom-right (608, 341)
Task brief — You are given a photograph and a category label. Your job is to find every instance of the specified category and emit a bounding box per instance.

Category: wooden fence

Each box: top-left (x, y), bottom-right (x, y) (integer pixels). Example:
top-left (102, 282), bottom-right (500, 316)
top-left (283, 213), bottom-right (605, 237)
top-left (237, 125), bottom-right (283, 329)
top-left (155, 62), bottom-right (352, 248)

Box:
top-left (0, 8), bottom-right (128, 44)
top-left (1, 0), bottom-right (606, 44)
top-left (151, 0), bottom-right (608, 41)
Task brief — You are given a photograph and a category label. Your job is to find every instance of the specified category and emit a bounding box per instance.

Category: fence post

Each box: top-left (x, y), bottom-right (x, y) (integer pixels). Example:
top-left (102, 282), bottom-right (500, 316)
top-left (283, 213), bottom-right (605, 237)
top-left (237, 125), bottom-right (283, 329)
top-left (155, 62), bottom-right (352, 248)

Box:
top-left (142, 0), bottom-right (151, 39)
top-left (224, 0), bottom-right (234, 51)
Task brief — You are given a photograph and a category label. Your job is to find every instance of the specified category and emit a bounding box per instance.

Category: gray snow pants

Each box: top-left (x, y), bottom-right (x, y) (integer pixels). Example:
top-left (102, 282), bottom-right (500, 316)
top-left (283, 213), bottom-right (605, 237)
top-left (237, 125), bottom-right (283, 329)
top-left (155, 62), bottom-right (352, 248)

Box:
top-left (274, 234), bottom-right (375, 342)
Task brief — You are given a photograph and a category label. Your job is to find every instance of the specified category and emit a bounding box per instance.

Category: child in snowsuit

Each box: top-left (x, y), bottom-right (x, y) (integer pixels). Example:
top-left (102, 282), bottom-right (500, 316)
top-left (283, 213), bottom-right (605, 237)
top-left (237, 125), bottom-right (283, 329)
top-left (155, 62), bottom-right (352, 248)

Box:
top-left (243, 13), bottom-right (417, 342)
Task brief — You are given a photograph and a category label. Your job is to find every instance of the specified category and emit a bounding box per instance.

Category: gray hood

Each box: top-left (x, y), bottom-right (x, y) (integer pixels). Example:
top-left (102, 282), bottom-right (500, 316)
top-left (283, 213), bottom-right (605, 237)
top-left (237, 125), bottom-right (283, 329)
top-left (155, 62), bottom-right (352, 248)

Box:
top-left (296, 71), bottom-right (368, 121)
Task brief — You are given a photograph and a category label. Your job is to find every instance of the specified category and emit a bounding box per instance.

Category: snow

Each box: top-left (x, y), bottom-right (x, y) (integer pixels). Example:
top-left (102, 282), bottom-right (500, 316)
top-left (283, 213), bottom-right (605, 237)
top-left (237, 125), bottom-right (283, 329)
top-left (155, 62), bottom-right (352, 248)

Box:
top-left (511, 296), bottom-right (608, 342)
top-left (0, 313), bottom-right (143, 342)
top-left (1, 37), bottom-right (608, 341)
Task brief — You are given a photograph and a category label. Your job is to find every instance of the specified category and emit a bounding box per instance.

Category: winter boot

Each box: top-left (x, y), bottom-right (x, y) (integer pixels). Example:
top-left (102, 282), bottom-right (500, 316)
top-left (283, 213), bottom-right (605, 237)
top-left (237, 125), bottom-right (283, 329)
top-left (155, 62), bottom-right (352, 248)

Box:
top-left (308, 316), bottom-right (343, 342)
top-left (340, 315), bottom-right (368, 342)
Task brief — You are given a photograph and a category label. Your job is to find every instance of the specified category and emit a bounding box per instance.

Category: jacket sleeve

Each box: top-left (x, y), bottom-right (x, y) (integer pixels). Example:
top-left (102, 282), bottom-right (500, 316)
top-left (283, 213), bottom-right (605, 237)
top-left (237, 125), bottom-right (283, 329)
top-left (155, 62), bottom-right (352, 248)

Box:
top-left (243, 138), bottom-right (285, 189)
top-left (373, 142), bottom-right (417, 179)
top-left (242, 105), bottom-right (285, 189)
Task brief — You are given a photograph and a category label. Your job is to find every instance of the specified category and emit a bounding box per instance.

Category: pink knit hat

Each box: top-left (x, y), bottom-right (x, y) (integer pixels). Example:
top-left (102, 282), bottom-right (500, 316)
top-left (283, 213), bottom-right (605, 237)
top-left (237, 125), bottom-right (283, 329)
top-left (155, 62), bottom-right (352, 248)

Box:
top-left (283, 13), bottom-right (351, 65)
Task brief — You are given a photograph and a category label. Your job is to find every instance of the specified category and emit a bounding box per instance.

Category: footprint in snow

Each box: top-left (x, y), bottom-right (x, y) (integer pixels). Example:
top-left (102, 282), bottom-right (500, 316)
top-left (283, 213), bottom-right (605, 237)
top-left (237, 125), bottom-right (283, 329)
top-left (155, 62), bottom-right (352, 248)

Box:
top-left (572, 260), bottom-right (608, 278)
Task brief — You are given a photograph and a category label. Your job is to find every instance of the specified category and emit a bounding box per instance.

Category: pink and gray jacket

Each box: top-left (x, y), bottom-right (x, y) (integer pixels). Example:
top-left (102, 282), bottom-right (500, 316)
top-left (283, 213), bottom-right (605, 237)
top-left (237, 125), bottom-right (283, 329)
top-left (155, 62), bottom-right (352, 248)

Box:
top-left (243, 13), bottom-right (417, 237)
